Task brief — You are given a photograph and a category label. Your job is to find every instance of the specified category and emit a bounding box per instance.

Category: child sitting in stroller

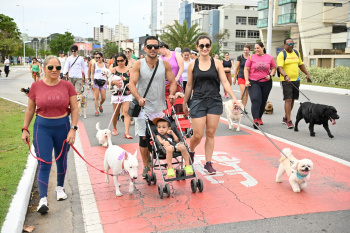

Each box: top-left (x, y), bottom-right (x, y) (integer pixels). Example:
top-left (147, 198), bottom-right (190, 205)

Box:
top-left (153, 117), bottom-right (194, 178)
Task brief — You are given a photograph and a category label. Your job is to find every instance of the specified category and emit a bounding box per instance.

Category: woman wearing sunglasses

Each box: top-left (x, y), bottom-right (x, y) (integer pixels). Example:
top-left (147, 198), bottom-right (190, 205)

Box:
top-left (21, 55), bottom-right (78, 214)
top-left (244, 42), bottom-right (276, 129)
top-left (183, 35), bottom-right (240, 175)
top-left (91, 52), bottom-right (107, 116)
top-left (109, 53), bottom-right (133, 138)
top-left (30, 57), bottom-right (42, 81)
top-left (125, 48), bottom-right (137, 69)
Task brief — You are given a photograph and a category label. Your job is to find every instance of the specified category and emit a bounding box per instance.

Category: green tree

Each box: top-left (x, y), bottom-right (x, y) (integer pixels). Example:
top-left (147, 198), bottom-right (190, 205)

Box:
top-left (38, 49), bottom-right (51, 57)
top-left (159, 20), bottom-right (207, 49)
top-left (49, 32), bottom-right (75, 55)
top-left (0, 14), bottom-right (22, 57)
top-left (103, 41), bottom-right (119, 58)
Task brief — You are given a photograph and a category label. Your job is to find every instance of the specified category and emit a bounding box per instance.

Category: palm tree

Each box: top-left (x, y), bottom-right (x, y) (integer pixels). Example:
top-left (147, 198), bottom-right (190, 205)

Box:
top-left (159, 20), bottom-right (207, 50)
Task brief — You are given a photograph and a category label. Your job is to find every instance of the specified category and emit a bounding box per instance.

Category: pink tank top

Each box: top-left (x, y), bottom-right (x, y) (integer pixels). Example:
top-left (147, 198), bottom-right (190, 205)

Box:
top-left (161, 51), bottom-right (182, 82)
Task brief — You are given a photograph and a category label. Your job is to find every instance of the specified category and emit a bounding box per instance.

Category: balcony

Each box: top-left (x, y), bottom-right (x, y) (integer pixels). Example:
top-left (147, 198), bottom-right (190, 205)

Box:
top-left (278, 0), bottom-right (297, 5)
top-left (257, 18), bottom-right (268, 28)
top-left (258, 0), bottom-right (268, 11)
top-left (277, 13), bottom-right (296, 25)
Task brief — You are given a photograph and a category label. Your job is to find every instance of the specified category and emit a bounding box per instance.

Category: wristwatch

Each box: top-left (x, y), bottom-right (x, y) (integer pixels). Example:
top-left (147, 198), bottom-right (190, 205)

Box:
top-left (71, 126), bottom-right (78, 130)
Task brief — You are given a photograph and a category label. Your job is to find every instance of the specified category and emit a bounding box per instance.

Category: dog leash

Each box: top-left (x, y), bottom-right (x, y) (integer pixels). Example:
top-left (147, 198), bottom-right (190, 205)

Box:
top-left (289, 81), bottom-right (311, 102)
top-left (26, 139), bottom-right (117, 176)
top-left (238, 108), bottom-right (294, 165)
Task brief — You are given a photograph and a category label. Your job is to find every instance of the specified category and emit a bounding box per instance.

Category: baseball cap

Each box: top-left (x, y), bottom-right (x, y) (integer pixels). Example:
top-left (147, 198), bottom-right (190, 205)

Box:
top-left (152, 116), bottom-right (171, 126)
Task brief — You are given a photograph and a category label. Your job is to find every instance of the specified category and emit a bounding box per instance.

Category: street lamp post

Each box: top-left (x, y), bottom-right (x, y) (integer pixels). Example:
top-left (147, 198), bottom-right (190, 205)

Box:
top-left (16, 4), bottom-right (25, 65)
top-left (118, 0), bottom-right (121, 52)
top-left (96, 12), bottom-right (108, 49)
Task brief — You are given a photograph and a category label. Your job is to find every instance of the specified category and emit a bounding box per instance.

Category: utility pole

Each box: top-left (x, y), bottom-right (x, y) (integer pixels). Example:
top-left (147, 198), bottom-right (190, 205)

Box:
top-left (266, 0), bottom-right (273, 55)
top-left (17, 5), bottom-right (25, 65)
top-left (118, 0), bottom-right (121, 52)
top-left (96, 12), bottom-right (108, 49)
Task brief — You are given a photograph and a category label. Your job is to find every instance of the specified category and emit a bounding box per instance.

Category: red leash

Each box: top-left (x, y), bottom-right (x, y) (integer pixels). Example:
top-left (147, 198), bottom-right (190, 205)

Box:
top-left (26, 140), bottom-right (116, 176)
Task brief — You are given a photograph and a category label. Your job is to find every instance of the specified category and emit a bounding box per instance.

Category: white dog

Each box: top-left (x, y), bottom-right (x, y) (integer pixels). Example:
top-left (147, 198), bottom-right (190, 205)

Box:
top-left (96, 122), bottom-right (111, 147)
top-left (223, 99), bottom-right (244, 131)
top-left (101, 68), bottom-right (124, 91)
top-left (104, 133), bottom-right (139, 196)
top-left (276, 148), bottom-right (314, 193)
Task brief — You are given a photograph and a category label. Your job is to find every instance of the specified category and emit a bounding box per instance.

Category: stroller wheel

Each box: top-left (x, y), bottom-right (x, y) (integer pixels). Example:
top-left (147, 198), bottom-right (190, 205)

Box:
top-left (175, 169), bottom-right (181, 179)
top-left (151, 172), bottom-right (157, 185)
top-left (197, 179), bottom-right (204, 192)
top-left (146, 173), bottom-right (152, 185)
top-left (191, 179), bottom-right (197, 193)
top-left (158, 184), bottom-right (163, 199)
top-left (181, 170), bottom-right (186, 177)
top-left (164, 184), bottom-right (171, 198)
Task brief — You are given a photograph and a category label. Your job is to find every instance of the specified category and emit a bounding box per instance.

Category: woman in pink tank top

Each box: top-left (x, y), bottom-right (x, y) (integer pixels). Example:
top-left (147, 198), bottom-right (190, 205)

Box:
top-left (159, 42), bottom-right (184, 85)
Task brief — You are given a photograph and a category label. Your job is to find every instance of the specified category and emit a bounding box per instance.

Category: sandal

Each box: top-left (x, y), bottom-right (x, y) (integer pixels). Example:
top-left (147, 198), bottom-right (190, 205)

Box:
top-left (112, 129), bottom-right (118, 136)
top-left (124, 134), bottom-right (133, 139)
top-left (184, 165), bottom-right (194, 176)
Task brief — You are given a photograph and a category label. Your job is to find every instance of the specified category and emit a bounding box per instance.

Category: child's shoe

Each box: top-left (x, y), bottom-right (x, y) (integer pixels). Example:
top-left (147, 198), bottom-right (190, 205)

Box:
top-left (184, 165), bottom-right (194, 175)
top-left (167, 168), bottom-right (175, 177)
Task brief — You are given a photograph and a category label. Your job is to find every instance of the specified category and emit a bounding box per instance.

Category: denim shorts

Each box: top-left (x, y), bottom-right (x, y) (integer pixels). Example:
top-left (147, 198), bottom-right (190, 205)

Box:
top-left (190, 98), bottom-right (223, 118)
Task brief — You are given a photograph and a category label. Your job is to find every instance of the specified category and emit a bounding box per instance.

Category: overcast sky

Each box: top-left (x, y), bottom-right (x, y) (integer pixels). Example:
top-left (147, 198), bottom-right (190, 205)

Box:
top-left (2, 0), bottom-right (152, 41)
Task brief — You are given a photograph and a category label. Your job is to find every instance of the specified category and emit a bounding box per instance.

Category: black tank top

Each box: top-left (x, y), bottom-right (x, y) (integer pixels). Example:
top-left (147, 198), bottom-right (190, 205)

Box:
top-left (192, 58), bottom-right (221, 100)
top-left (223, 59), bottom-right (232, 68)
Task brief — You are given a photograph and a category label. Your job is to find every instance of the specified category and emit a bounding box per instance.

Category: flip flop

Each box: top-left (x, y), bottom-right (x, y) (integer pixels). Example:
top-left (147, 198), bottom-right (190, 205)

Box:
top-left (124, 134), bottom-right (133, 139)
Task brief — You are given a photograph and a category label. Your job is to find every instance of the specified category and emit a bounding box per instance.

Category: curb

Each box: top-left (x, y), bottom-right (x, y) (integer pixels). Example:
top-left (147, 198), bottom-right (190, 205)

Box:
top-left (1, 148), bottom-right (37, 233)
top-left (272, 82), bottom-right (350, 95)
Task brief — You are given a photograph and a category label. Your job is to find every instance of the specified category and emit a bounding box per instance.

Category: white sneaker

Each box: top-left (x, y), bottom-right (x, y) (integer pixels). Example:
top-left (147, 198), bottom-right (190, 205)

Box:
top-left (56, 186), bottom-right (68, 201)
top-left (37, 197), bottom-right (49, 214)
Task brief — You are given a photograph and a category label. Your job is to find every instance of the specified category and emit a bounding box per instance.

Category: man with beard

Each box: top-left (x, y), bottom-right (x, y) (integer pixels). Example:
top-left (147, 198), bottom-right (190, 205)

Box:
top-left (128, 36), bottom-right (177, 178)
top-left (277, 38), bottom-right (311, 129)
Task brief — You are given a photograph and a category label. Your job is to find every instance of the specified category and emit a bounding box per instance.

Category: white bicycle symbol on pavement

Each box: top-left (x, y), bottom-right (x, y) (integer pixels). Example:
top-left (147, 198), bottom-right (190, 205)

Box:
top-left (193, 151), bottom-right (258, 187)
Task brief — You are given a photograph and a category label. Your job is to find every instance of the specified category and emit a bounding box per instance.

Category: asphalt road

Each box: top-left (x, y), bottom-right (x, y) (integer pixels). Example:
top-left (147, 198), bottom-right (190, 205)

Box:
top-left (1, 66), bottom-right (349, 232)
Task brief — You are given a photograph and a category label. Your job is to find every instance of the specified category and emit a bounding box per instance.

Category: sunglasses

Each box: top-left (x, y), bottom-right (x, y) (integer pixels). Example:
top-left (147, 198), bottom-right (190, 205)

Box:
top-left (47, 65), bottom-right (61, 71)
top-left (116, 59), bottom-right (125, 63)
top-left (198, 43), bottom-right (211, 49)
top-left (125, 51), bottom-right (131, 53)
top-left (95, 57), bottom-right (101, 59)
top-left (71, 50), bottom-right (77, 52)
top-left (146, 44), bottom-right (159, 50)
top-left (286, 43), bottom-right (294, 46)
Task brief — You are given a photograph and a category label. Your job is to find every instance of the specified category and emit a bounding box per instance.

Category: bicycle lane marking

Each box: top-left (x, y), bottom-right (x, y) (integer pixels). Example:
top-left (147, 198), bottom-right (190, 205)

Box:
top-left (77, 120), bottom-right (350, 233)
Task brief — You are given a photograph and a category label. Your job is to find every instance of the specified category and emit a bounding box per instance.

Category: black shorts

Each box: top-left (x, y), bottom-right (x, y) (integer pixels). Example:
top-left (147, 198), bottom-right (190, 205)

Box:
top-left (282, 81), bottom-right (300, 100)
top-left (190, 98), bottom-right (223, 118)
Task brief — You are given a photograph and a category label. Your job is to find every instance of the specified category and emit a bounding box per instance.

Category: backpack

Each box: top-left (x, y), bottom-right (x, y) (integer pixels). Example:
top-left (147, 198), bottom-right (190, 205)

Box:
top-left (277, 49), bottom-right (299, 77)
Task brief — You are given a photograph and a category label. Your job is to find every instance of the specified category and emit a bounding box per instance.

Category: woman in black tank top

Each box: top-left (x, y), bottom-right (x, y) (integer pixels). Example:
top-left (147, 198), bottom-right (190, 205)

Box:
top-left (222, 52), bottom-right (234, 98)
top-left (183, 35), bottom-right (240, 175)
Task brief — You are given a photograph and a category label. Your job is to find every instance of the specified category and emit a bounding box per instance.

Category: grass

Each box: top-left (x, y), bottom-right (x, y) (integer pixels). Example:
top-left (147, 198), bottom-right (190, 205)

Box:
top-left (0, 99), bottom-right (34, 228)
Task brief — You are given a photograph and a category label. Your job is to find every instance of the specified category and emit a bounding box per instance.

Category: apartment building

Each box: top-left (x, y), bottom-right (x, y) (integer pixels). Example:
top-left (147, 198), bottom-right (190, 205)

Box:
top-left (114, 23), bottom-right (130, 42)
top-left (151, 0), bottom-right (180, 36)
top-left (93, 26), bottom-right (114, 46)
top-left (257, 0), bottom-right (350, 67)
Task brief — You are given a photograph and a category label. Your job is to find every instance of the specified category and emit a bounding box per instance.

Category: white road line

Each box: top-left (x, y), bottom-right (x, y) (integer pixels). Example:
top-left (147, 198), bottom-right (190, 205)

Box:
top-left (0, 96), bottom-right (27, 107)
top-left (220, 116), bottom-right (350, 167)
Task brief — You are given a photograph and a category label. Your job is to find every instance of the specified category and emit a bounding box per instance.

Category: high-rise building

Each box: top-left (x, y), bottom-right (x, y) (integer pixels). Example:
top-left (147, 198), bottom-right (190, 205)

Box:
top-left (151, 0), bottom-right (181, 35)
top-left (257, 0), bottom-right (350, 67)
top-left (93, 25), bottom-right (114, 46)
top-left (114, 23), bottom-right (130, 42)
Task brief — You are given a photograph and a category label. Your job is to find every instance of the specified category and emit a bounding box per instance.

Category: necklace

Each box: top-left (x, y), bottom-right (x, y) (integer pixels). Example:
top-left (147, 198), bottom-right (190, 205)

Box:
top-left (146, 58), bottom-right (157, 68)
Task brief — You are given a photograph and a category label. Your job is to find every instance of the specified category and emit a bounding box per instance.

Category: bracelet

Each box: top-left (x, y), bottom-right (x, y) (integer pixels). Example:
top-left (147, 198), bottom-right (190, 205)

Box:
top-left (22, 127), bottom-right (30, 134)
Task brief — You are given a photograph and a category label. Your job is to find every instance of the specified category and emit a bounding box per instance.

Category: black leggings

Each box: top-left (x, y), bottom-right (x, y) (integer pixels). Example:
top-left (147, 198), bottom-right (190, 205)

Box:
top-left (248, 80), bottom-right (272, 120)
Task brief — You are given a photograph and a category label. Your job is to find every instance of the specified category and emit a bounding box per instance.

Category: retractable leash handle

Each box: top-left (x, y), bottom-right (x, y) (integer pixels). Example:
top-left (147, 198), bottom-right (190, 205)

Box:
top-left (238, 107), bottom-right (293, 164)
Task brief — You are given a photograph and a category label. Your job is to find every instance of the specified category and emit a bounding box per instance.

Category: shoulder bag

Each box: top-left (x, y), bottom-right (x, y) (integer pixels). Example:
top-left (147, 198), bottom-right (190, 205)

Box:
top-left (128, 60), bottom-right (159, 118)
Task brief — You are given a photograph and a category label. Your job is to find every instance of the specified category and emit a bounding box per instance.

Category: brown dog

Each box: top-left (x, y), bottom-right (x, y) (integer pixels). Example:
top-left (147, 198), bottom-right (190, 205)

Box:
top-left (264, 101), bottom-right (273, 114)
top-left (77, 93), bottom-right (87, 119)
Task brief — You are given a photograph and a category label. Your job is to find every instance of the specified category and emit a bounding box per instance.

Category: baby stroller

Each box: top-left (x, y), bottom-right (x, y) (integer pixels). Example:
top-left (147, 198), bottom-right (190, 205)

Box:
top-left (164, 84), bottom-right (192, 138)
top-left (144, 110), bottom-right (203, 199)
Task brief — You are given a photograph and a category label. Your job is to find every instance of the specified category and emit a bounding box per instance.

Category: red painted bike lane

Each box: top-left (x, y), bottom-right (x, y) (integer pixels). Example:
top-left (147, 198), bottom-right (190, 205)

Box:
top-left (77, 120), bottom-right (350, 233)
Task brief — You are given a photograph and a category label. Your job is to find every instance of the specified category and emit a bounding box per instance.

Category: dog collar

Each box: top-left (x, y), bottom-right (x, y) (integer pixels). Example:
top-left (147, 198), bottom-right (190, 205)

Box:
top-left (296, 170), bottom-right (307, 179)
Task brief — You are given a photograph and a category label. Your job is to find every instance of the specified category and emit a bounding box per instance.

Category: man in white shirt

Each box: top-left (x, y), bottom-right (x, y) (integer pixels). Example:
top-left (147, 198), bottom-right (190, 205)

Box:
top-left (4, 56), bottom-right (10, 77)
top-left (63, 45), bottom-right (88, 93)
top-left (58, 50), bottom-right (66, 79)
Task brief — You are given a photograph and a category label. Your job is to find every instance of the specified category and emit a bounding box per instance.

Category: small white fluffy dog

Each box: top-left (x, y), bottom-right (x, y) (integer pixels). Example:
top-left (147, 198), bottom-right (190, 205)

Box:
top-left (96, 122), bottom-right (111, 147)
top-left (104, 133), bottom-right (139, 196)
top-left (276, 148), bottom-right (314, 193)
top-left (101, 68), bottom-right (124, 91)
top-left (223, 99), bottom-right (244, 131)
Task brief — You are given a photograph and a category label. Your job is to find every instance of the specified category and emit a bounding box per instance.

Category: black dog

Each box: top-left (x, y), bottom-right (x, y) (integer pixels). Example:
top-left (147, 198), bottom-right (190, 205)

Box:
top-left (21, 87), bottom-right (30, 95)
top-left (294, 102), bottom-right (339, 138)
